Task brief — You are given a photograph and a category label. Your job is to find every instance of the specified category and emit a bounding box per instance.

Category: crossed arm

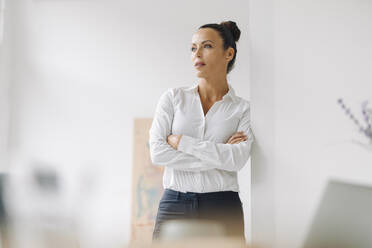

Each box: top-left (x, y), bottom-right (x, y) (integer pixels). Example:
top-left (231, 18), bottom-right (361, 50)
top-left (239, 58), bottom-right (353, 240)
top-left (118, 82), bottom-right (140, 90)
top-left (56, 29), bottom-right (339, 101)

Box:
top-left (148, 89), bottom-right (254, 172)
top-left (167, 131), bottom-right (248, 149)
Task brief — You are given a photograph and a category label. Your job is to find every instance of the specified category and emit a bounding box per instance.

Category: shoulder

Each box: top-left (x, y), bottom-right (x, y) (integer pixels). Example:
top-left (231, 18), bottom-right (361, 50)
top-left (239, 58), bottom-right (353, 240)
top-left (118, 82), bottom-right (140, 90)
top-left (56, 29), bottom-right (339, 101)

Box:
top-left (234, 97), bottom-right (252, 127)
top-left (159, 84), bottom-right (195, 101)
top-left (173, 84), bottom-right (196, 95)
top-left (234, 95), bottom-right (251, 113)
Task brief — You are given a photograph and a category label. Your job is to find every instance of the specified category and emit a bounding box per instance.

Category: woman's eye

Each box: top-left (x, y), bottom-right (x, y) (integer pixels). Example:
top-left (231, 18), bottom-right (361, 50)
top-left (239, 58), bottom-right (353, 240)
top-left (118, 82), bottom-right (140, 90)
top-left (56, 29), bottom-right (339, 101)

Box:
top-left (191, 44), bottom-right (211, 52)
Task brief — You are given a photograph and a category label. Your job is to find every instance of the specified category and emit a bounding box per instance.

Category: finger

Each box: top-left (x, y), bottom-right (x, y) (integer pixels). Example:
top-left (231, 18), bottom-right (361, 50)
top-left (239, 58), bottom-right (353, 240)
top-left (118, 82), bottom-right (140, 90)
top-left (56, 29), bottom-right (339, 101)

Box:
top-left (228, 134), bottom-right (246, 143)
top-left (228, 137), bottom-right (247, 144)
top-left (233, 136), bottom-right (248, 143)
top-left (233, 131), bottom-right (244, 136)
top-left (231, 134), bottom-right (246, 138)
top-left (234, 138), bottom-right (247, 144)
top-left (228, 135), bottom-right (247, 143)
top-left (231, 132), bottom-right (246, 139)
top-left (227, 136), bottom-right (243, 144)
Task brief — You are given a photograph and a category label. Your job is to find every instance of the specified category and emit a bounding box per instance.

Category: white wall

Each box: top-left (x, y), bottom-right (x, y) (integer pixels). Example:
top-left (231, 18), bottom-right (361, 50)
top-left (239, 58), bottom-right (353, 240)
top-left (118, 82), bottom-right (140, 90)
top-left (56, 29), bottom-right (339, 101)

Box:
top-left (250, 0), bottom-right (372, 247)
top-left (0, 0), bottom-right (10, 171)
top-left (249, 0), bottom-right (276, 247)
top-left (7, 0), bottom-right (251, 247)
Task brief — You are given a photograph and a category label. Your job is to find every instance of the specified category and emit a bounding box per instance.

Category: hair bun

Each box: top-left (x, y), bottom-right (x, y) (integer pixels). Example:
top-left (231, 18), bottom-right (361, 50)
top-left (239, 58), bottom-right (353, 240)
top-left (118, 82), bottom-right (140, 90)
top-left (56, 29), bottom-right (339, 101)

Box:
top-left (220, 21), bottom-right (241, 42)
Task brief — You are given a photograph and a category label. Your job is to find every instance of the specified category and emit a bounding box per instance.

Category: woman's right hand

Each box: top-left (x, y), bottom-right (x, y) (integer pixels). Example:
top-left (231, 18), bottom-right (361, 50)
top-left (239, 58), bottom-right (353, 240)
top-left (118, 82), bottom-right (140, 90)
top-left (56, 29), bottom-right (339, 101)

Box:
top-left (226, 131), bottom-right (248, 144)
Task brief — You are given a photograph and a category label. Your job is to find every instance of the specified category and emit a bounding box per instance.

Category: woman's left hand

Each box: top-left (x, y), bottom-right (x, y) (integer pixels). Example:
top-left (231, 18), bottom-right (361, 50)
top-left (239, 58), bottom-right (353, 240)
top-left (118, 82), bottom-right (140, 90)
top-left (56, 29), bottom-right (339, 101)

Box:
top-left (167, 134), bottom-right (183, 150)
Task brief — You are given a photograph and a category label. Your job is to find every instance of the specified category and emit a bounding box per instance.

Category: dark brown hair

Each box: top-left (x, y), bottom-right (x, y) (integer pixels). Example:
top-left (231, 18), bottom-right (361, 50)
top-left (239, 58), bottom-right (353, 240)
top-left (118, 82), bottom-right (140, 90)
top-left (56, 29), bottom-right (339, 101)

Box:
top-left (199, 21), bottom-right (241, 74)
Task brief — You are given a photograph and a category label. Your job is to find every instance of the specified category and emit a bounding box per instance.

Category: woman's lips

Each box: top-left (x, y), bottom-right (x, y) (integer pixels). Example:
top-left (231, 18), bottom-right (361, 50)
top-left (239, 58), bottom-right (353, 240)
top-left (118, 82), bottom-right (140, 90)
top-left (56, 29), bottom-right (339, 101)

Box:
top-left (195, 63), bottom-right (205, 68)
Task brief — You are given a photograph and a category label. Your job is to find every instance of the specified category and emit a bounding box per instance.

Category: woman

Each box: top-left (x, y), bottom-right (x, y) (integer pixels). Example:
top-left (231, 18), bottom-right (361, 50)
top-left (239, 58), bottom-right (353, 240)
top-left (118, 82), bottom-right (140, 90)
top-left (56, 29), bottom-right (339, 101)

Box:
top-left (149, 20), bottom-right (254, 241)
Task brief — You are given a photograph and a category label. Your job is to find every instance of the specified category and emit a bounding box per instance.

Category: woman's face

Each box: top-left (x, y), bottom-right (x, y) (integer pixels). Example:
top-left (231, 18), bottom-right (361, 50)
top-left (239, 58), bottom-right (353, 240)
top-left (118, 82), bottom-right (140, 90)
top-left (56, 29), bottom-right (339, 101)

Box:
top-left (191, 28), bottom-right (234, 79)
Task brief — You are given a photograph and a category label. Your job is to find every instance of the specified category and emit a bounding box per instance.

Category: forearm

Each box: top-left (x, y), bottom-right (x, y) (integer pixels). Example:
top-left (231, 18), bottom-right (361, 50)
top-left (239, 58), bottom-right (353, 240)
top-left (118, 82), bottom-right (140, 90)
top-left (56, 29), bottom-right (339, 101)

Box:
top-left (149, 136), bottom-right (216, 172)
top-left (177, 131), bottom-right (254, 172)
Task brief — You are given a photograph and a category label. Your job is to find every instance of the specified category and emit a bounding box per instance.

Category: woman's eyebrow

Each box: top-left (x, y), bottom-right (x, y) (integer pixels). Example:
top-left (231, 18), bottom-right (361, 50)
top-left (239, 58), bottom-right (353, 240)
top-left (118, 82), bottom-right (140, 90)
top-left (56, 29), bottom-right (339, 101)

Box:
top-left (191, 40), bottom-right (214, 45)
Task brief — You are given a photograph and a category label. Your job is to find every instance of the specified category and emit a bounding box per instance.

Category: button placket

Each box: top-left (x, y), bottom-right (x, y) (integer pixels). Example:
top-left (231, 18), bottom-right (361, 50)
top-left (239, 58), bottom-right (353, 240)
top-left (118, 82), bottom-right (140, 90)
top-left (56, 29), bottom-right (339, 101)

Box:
top-left (201, 118), bottom-right (205, 139)
top-left (196, 93), bottom-right (206, 139)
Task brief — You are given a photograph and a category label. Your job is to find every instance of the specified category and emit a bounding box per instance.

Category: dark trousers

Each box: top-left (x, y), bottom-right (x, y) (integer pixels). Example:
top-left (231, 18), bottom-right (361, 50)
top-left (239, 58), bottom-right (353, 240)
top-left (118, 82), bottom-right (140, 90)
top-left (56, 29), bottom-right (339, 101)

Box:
top-left (152, 189), bottom-right (245, 241)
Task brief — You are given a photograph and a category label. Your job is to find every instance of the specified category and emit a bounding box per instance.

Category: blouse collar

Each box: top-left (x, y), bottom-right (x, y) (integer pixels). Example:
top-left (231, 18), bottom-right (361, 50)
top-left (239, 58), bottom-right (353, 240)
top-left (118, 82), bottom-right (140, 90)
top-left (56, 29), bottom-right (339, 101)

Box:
top-left (187, 82), bottom-right (237, 103)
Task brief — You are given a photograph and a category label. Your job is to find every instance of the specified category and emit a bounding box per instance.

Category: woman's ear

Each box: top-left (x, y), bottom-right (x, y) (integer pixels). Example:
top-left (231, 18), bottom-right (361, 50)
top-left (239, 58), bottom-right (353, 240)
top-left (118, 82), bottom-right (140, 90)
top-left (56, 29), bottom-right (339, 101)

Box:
top-left (226, 47), bottom-right (235, 62)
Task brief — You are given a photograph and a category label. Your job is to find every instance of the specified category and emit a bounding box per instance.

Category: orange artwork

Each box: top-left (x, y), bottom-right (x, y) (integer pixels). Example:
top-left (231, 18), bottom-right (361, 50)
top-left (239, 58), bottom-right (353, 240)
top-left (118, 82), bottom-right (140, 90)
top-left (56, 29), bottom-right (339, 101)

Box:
top-left (130, 118), bottom-right (164, 246)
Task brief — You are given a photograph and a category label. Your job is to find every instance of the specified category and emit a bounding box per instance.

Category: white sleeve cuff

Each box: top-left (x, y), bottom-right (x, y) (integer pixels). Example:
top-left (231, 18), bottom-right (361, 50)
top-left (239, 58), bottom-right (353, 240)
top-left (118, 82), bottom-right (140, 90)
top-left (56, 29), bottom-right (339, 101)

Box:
top-left (177, 135), bottom-right (197, 155)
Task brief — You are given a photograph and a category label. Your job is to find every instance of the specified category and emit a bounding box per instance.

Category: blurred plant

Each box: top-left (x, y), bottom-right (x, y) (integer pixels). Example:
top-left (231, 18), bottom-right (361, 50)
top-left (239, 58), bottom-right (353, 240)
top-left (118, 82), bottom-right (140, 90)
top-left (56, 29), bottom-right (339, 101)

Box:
top-left (337, 98), bottom-right (372, 141)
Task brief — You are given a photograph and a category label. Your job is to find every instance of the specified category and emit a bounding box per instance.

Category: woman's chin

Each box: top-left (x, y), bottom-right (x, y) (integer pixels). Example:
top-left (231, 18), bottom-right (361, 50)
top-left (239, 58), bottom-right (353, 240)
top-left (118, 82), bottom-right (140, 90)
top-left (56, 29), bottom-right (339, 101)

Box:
top-left (195, 71), bottom-right (206, 78)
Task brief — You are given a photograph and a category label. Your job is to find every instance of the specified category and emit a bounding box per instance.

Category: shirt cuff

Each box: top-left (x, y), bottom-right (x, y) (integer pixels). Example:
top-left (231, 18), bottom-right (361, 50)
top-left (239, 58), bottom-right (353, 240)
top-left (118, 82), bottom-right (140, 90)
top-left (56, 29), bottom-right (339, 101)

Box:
top-left (177, 135), bottom-right (197, 155)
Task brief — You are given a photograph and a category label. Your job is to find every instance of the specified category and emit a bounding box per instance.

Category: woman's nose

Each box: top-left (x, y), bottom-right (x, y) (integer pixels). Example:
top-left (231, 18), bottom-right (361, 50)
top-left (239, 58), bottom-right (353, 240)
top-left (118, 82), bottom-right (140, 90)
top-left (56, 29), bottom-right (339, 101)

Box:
top-left (195, 48), bottom-right (202, 57)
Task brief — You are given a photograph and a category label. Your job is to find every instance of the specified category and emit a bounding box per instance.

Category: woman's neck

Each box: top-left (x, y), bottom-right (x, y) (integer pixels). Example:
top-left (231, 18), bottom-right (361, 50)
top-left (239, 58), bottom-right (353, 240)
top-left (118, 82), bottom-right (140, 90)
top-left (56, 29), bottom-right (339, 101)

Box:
top-left (197, 78), bottom-right (229, 102)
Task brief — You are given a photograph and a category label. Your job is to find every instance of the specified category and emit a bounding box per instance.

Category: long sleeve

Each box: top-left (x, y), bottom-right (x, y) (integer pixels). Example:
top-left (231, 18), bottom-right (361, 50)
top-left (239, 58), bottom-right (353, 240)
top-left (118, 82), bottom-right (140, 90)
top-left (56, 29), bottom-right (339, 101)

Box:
top-left (177, 102), bottom-right (254, 172)
top-left (149, 89), bottom-right (215, 172)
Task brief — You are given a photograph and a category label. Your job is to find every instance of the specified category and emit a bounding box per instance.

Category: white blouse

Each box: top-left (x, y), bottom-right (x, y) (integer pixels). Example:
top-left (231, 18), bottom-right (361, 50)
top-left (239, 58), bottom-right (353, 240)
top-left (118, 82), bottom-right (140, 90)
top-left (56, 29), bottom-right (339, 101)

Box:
top-left (148, 82), bottom-right (254, 193)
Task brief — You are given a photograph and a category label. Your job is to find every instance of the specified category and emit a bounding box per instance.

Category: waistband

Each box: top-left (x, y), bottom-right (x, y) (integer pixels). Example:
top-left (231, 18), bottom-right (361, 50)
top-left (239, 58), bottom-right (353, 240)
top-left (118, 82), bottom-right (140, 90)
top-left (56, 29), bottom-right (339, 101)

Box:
top-left (164, 188), bottom-right (240, 199)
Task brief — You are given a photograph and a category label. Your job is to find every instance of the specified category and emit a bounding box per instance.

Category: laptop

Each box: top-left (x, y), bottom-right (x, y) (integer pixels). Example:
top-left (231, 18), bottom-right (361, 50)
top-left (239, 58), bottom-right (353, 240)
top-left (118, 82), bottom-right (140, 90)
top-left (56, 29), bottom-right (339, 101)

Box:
top-left (303, 180), bottom-right (372, 248)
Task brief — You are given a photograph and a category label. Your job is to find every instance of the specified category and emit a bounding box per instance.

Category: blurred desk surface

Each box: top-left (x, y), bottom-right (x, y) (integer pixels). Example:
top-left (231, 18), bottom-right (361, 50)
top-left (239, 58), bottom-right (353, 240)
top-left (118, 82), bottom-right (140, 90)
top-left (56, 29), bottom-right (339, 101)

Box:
top-left (129, 237), bottom-right (255, 248)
